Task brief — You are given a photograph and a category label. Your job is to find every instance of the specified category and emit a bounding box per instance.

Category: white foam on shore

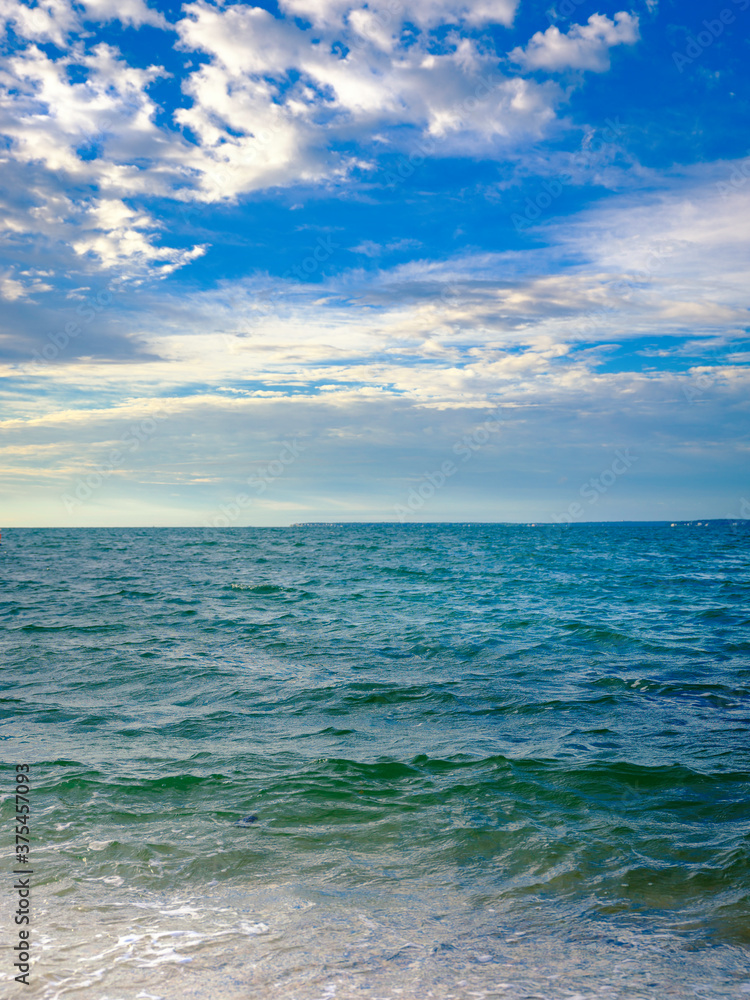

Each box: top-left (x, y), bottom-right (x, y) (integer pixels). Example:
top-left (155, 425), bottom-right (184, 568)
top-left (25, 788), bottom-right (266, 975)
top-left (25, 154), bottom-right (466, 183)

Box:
top-left (26, 882), bottom-right (749, 1000)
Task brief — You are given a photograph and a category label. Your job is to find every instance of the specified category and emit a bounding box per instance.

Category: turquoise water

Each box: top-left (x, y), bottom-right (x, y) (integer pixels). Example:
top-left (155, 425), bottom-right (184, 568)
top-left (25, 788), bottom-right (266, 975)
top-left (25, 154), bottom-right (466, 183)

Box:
top-left (2, 523), bottom-right (750, 999)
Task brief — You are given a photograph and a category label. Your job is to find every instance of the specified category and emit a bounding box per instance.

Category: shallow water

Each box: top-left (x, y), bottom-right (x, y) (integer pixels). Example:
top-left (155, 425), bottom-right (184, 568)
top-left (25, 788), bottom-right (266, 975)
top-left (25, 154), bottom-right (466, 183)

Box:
top-left (2, 523), bottom-right (749, 998)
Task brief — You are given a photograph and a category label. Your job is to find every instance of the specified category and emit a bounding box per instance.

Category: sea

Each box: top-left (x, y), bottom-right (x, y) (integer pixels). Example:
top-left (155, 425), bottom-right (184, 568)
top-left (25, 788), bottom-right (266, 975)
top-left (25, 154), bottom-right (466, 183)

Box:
top-left (2, 522), bottom-right (749, 1000)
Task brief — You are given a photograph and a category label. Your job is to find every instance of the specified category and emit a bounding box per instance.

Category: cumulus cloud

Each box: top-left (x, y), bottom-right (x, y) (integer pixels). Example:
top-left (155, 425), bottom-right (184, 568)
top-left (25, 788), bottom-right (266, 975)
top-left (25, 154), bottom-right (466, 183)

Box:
top-left (0, 0), bottom-right (77, 46)
top-left (0, 0), bottom-right (564, 221)
top-left (1, 41), bottom-right (166, 175)
top-left (0, 0), bottom-right (571, 278)
top-left (0, 36), bottom-right (205, 279)
top-left (0, 0), bottom-right (166, 40)
top-left (71, 199), bottom-right (207, 277)
top-left (511, 12), bottom-right (640, 72)
top-left (79, 0), bottom-right (167, 28)
top-left (277, 0), bottom-right (519, 29)
top-left (173, 0), bottom-right (562, 202)
top-left (0, 0), bottom-right (639, 233)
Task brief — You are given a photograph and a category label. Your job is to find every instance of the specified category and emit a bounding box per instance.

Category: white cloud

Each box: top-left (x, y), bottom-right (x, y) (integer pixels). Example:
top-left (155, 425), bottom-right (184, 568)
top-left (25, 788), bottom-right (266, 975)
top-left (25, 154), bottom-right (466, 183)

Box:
top-left (547, 163), bottom-right (750, 297)
top-left (511, 12), bottom-right (640, 72)
top-left (172, 0), bottom-right (562, 202)
top-left (277, 0), bottom-right (519, 29)
top-left (0, 0), bottom-right (634, 231)
top-left (0, 0), bottom-right (77, 46)
top-left (351, 238), bottom-right (423, 256)
top-left (1, 276), bottom-right (27, 300)
top-left (79, 0), bottom-right (167, 29)
top-left (71, 198), bottom-right (207, 277)
top-left (0, 0), bottom-right (566, 266)
top-left (6, 162), bottom-right (743, 406)
top-left (0, 268), bottom-right (53, 300)
top-left (2, 354), bottom-right (747, 526)
top-left (0, 38), bottom-right (206, 279)
top-left (0, 0), bottom-right (166, 42)
top-left (1, 42), bottom-right (170, 181)
top-left (69, 167), bottom-right (750, 387)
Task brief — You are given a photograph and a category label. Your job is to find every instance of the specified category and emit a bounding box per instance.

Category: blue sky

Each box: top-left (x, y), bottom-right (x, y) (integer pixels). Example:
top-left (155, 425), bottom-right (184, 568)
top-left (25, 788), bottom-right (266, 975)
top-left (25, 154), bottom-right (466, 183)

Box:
top-left (1, 0), bottom-right (748, 525)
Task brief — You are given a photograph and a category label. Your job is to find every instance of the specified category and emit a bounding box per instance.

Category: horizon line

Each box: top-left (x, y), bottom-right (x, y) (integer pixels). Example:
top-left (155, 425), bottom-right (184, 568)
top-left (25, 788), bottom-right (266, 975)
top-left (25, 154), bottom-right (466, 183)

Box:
top-left (1, 518), bottom-right (747, 530)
